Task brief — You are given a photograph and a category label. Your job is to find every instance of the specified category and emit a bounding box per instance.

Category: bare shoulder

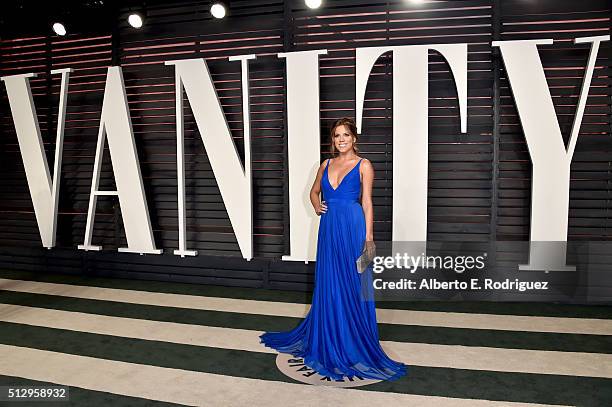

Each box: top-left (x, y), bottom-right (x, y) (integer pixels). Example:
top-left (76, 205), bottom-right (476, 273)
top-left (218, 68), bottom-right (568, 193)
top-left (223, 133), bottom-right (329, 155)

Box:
top-left (359, 157), bottom-right (374, 171)
top-left (317, 158), bottom-right (329, 173)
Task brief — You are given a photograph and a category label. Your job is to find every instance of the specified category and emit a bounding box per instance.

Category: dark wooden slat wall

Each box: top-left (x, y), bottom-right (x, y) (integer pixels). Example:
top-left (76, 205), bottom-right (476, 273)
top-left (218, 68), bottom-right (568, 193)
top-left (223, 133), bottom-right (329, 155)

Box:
top-left (0, 0), bottom-right (610, 294)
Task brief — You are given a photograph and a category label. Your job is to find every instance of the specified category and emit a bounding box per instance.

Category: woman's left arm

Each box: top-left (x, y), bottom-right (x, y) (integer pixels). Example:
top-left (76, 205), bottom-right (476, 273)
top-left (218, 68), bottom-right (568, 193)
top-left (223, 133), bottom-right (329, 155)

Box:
top-left (360, 159), bottom-right (375, 242)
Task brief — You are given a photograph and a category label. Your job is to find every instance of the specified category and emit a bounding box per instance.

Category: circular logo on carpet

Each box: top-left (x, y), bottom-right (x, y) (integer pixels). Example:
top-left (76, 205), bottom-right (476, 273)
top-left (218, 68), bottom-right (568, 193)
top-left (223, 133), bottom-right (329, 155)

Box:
top-left (275, 353), bottom-right (382, 387)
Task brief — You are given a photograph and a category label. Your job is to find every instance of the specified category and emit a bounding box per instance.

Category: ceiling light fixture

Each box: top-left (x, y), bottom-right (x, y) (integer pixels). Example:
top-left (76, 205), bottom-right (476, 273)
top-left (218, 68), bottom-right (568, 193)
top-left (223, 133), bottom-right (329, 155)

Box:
top-left (128, 13), bottom-right (144, 28)
top-left (52, 22), bottom-right (67, 36)
top-left (305, 0), bottom-right (322, 9)
top-left (211, 2), bottom-right (227, 19)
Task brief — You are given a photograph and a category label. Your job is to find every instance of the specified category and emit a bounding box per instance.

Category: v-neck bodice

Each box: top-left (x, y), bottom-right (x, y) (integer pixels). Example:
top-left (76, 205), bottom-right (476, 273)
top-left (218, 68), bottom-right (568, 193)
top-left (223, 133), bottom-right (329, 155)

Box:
top-left (322, 158), bottom-right (363, 203)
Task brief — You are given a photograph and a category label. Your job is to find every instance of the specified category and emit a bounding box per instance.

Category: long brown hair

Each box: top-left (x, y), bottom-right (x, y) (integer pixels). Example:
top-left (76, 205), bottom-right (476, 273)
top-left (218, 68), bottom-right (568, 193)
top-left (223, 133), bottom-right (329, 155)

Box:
top-left (329, 117), bottom-right (359, 157)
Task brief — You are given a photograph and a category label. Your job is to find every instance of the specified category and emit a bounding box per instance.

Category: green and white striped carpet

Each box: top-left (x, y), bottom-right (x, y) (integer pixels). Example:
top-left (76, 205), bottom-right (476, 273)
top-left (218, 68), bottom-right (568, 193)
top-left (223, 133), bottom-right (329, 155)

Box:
top-left (0, 269), bottom-right (610, 406)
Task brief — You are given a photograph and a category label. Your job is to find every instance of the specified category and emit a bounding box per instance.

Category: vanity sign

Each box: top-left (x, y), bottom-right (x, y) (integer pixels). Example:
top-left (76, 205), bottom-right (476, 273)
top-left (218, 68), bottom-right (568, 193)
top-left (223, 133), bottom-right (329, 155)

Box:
top-left (1, 35), bottom-right (609, 273)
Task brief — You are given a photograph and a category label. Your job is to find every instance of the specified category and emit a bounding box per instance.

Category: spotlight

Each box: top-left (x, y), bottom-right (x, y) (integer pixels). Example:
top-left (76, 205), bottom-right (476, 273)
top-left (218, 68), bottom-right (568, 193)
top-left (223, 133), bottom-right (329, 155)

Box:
top-left (52, 22), bottom-right (67, 36)
top-left (128, 13), bottom-right (144, 28)
top-left (305, 0), bottom-right (322, 8)
top-left (210, 2), bottom-right (227, 19)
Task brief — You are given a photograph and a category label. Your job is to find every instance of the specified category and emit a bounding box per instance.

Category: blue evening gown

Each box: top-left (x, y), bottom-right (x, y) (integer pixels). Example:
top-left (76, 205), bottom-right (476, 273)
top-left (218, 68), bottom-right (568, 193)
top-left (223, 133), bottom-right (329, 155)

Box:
top-left (260, 157), bottom-right (408, 382)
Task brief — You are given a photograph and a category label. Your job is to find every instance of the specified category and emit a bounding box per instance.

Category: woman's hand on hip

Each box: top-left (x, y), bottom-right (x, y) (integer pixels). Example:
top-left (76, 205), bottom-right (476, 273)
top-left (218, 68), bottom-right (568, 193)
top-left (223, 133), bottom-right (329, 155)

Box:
top-left (315, 200), bottom-right (327, 215)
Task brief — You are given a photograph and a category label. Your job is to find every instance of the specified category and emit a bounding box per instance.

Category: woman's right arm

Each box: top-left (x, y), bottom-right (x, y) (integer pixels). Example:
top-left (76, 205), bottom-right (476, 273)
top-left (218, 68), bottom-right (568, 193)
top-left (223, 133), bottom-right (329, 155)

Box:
top-left (310, 160), bottom-right (328, 215)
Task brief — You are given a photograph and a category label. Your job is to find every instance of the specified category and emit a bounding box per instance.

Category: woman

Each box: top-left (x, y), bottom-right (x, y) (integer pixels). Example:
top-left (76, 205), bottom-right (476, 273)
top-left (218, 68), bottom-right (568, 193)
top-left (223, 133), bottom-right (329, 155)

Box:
top-left (260, 118), bottom-right (408, 382)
